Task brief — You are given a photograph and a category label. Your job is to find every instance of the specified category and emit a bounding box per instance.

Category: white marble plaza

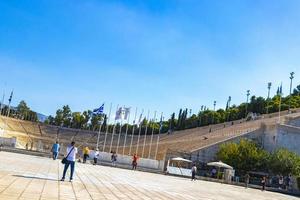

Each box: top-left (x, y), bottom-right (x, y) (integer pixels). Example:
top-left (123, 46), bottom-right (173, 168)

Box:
top-left (0, 151), bottom-right (297, 200)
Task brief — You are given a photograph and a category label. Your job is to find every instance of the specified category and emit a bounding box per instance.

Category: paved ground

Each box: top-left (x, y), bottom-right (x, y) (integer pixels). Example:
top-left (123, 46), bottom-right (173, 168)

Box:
top-left (0, 152), bottom-right (297, 200)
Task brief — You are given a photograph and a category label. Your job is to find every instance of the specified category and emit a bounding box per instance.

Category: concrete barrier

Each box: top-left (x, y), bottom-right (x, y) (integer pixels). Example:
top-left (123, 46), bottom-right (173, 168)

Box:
top-left (0, 136), bottom-right (16, 147)
top-left (97, 152), bottom-right (164, 171)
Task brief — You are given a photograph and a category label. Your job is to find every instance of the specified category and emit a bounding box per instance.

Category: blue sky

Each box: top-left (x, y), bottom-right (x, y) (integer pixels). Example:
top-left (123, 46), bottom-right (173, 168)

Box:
top-left (0, 0), bottom-right (299, 118)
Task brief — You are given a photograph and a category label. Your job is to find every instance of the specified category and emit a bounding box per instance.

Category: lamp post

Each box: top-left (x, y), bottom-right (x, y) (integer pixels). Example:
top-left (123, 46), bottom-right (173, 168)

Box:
top-left (213, 101), bottom-right (216, 111)
top-left (266, 82), bottom-right (272, 114)
top-left (288, 72), bottom-right (295, 113)
top-left (245, 90), bottom-right (250, 118)
top-left (199, 105), bottom-right (204, 127)
top-left (212, 101), bottom-right (216, 124)
top-left (226, 96), bottom-right (231, 121)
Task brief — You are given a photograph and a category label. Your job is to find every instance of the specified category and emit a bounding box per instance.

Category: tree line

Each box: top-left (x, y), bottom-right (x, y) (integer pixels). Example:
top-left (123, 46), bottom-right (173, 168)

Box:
top-left (217, 139), bottom-right (300, 177)
top-left (1, 84), bottom-right (300, 135)
top-left (0, 100), bottom-right (38, 121)
top-left (168, 84), bottom-right (300, 131)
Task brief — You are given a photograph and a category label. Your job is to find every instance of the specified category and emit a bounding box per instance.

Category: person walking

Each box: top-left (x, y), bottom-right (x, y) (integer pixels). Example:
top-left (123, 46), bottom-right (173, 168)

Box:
top-left (61, 141), bottom-right (78, 182)
top-left (132, 154), bottom-right (138, 170)
top-left (245, 173), bottom-right (250, 188)
top-left (83, 146), bottom-right (90, 163)
top-left (279, 176), bottom-right (284, 189)
top-left (191, 164), bottom-right (197, 181)
top-left (92, 148), bottom-right (99, 165)
top-left (287, 174), bottom-right (292, 191)
top-left (51, 141), bottom-right (60, 160)
top-left (211, 168), bottom-right (217, 178)
top-left (261, 176), bottom-right (266, 191)
top-left (111, 151), bottom-right (117, 167)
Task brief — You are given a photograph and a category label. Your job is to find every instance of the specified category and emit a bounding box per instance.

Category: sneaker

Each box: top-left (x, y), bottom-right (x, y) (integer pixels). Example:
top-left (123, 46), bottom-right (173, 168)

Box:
top-left (60, 178), bottom-right (65, 181)
top-left (69, 179), bottom-right (73, 182)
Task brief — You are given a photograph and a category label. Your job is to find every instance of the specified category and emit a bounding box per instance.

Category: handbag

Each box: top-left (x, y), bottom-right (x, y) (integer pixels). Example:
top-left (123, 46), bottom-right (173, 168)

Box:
top-left (61, 147), bottom-right (74, 164)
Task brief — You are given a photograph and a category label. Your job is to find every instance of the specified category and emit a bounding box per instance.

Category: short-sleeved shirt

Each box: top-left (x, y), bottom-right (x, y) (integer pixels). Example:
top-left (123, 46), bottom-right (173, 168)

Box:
top-left (52, 143), bottom-right (60, 152)
top-left (66, 145), bottom-right (78, 161)
top-left (91, 151), bottom-right (99, 159)
top-left (192, 166), bottom-right (197, 173)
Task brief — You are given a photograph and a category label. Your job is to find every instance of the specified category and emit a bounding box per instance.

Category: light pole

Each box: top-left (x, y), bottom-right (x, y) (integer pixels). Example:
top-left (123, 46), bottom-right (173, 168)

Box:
top-left (213, 101), bottom-right (216, 111)
top-left (266, 82), bottom-right (272, 114)
top-left (199, 105), bottom-right (204, 127)
top-left (245, 90), bottom-right (250, 118)
top-left (288, 72), bottom-right (295, 113)
top-left (212, 101), bottom-right (216, 124)
top-left (226, 96), bottom-right (231, 121)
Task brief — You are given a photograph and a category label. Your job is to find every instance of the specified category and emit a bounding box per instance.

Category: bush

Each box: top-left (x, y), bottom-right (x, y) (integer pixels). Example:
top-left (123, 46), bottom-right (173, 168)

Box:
top-left (297, 177), bottom-right (300, 190)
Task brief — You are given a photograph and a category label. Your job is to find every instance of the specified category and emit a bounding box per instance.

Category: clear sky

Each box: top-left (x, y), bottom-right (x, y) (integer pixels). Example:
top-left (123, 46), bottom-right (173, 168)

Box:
top-left (0, 0), bottom-right (299, 118)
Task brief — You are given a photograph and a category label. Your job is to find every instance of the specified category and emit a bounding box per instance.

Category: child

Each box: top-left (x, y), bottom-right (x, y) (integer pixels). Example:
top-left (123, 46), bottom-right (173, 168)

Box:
top-left (93, 148), bottom-right (99, 165)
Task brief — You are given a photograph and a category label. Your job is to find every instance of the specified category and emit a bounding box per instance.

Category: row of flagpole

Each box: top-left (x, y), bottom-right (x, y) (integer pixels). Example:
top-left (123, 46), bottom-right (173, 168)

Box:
top-left (0, 89), bottom-right (14, 117)
top-left (93, 103), bottom-right (164, 160)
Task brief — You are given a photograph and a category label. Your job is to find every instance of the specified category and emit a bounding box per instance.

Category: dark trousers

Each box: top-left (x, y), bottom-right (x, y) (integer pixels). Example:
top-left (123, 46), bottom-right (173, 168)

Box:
top-left (192, 172), bottom-right (196, 180)
top-left (132, 161), bottom-right (137, 170)
top-left (83, 154), bottom-right (89, 163)
top-left (52, 152), bottom-right (58, 160)
top-left (62, 160), bottom-right (75, 180)
top-left (262, 183), bottom-right (266, 191)
top-left (93, 158), bottom-right (97, 165)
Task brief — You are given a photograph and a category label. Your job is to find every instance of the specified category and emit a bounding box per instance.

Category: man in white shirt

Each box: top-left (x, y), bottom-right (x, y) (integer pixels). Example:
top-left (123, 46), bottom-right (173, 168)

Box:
top-left (191, 164), bottom-right (197, 181)
top-left (91, 148), bottom-right (99, 165)
top-left (61, 141), bottom-right (78, 182)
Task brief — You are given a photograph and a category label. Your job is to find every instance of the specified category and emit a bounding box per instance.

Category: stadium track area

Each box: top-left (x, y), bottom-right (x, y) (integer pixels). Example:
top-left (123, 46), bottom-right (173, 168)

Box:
top-left (0, 151), bottom-right (297, 200)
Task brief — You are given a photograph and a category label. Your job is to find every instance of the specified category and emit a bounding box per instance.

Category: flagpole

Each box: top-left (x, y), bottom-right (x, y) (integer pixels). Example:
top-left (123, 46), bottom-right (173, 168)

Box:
top-left (142, 110), bottom-right (150, 158)
top-left (0, 91), bottom-right (5, 116)
top-left (155, 112), bottom-right (163, 160)
top-left (96, 117), bottom-right (103, 150)
top-left (135, 109), bottom-right (144, 155)
top-left (7, 90), bottom-right (13, 117)
top-left (109, 104), bottom-right (119, 153)
top-left (129, 107), bottom-right (137, 156)
top-left (116, 106), bottom-right (124, 154)
top-left (148, 111), bottom-right (156, 159)
top-left (103, 103), bottom-right (112, 152)
top-left (278, 83), bottom-right (282, 124)
top-left (122, 108), bottom-right (131, 155)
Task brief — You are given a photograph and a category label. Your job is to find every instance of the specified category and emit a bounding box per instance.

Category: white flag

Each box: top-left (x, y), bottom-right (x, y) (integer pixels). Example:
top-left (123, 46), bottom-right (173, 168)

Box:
top-left (115, 107), bottom-right (122, 120)
top-left (124, 107), bottom-right (131, 120)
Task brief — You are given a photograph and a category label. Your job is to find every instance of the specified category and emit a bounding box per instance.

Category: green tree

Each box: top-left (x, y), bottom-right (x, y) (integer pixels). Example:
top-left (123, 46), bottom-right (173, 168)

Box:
top-left (217, 139), bottom-right (269, 172)
top-left (16, 100), bottom-right (30, 119)
top-left (292, 84), bottom-right (300, 96)
top-left (269, 148), bottom-right (300, 176)
top-left (62, 105), bottom-right (72, 127)
top-left (54, 109), bottom-right (64, 126)
top-left (90, 114), bottom-right (103, 131)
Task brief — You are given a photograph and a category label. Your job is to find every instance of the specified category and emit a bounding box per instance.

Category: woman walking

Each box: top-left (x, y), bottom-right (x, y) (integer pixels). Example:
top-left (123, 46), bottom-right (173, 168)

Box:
top-left (61, 141), bottom-right (78, 182)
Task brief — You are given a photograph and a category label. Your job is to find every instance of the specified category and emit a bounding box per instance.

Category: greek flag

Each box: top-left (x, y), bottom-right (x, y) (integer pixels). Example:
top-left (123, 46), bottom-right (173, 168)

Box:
top-left (93, 103), bottom-right (104, 115)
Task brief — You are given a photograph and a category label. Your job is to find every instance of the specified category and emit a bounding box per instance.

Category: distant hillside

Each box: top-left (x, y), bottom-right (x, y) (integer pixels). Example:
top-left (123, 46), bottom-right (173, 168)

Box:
top-left (0, 104), bottom-right (48, 122)
top-left (37, 113), bottom-right (48, 122)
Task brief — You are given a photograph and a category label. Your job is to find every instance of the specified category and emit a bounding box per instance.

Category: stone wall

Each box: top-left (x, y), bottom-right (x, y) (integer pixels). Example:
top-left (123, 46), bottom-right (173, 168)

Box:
top-left (287, 116), bottom-right (300, 127)
top-left (190, 128), bottom-right (264, 163)
top-left (188, 122), bottom-right (300, 163)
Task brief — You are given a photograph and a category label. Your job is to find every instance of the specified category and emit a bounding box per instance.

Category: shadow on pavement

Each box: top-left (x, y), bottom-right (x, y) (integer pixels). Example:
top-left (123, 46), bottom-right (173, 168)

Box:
top-left (13, 174), bottom-right (58, 182)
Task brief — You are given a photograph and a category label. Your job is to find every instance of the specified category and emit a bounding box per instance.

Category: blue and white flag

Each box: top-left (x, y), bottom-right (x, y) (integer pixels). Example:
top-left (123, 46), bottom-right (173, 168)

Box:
top-left (138, 111), bottom-right (144, 124)
top-left (8, 90), bottom-right (13, 104)
top-left (93, 103), bottom-right (104, 115)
